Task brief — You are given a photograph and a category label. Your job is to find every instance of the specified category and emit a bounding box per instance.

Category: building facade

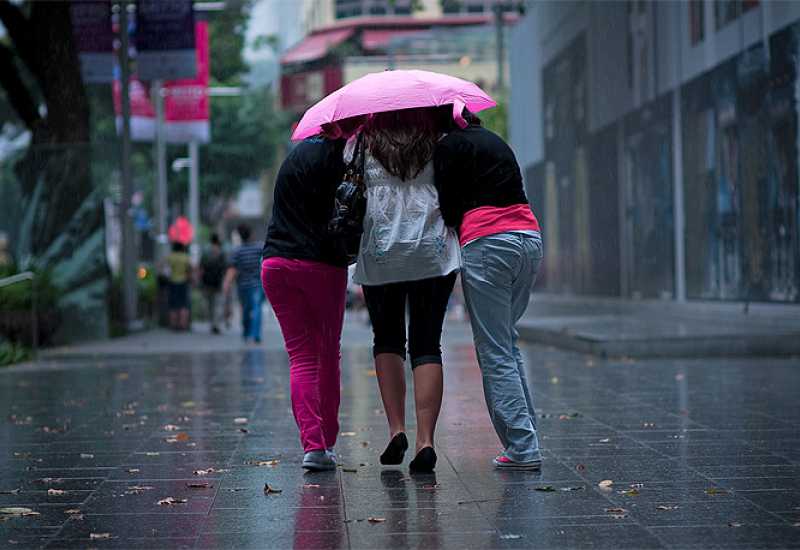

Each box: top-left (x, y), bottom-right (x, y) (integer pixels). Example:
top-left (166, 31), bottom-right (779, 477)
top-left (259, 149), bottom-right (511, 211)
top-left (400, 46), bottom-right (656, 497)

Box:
top-left (281, 1), bottom-right (518, 114)
top-left (510, 0), bottom-right (800, 303)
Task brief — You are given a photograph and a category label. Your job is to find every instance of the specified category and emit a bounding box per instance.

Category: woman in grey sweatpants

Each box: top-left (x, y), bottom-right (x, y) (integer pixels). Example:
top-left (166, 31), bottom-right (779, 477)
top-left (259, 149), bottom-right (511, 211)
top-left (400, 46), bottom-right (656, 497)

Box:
top-left (434, 112), bottom-right (544, 469)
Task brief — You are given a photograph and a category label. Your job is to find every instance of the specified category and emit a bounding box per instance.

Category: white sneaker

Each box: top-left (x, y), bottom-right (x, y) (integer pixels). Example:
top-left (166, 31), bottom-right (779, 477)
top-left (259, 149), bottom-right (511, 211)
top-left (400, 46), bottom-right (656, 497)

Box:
top-left (303, 450), bottom-right (335, 471)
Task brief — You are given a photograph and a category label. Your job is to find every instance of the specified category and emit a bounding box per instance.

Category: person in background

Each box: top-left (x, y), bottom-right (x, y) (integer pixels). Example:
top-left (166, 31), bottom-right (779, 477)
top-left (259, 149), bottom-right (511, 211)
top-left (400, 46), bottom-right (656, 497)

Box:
top-left (434, 111), bottom-right (544, 470)
top-left (261, 118), bottom-right (360, 471)
top-left (223, 224), bottom-right (264, 344)
top-left (165, 241), bottom-right (191, 331)
top-left (0, 232), bottom-right (12, 271)
top-left (200, 233), bottom-right (226, 334)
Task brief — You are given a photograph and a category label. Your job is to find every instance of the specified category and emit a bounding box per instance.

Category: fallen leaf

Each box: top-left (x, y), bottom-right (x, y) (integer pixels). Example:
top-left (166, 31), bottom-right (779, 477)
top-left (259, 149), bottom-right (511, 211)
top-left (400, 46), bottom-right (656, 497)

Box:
top-left (233, 418), bottom-right (248, 425)
top-left (186, 482), bottom-right (212, 489)
top-left (367, 517), bottom-right (385, 523)
top-left (156, 497), bottom-right (187, 506)
top-left (629, 483), bottom-right (645, 489)
top-left (534, 486), bottom-right (556, 492)
top-left (656, 505), bottom-right (679, 511)
top-left (263, 484), bottom-right (282, 495)
top-left (341, 467), bottom-right (358, 473)
top-left (246, 459), bottom-right (279, 467)
top-left (360, 441), bottom-right (369, 447)
top-left (0, 508), bottom-right (39, 517)
top-left (65, 509), bottom-right (81, 515)
top-left (599, 438), bottom-right (611, 443)
top-left (340, 431), bottom-right (356, 437)
top-left (558, 413), bottom-right (581, 420)
top-left (47, 489), bottom-right (65, 496)
top-left (126, 469), bottom-right (140, 474)
top-left (145, 452), bottom-right (160, 457)
top-left (606, 507), bottom-right (627, 514)
top-left (303, 484), bottom-right (321, 489)
top-left (181, 401), bottom-right (196, 408)
top-left (125, 486), bottom-right (154, 495)
top-left (598, 480), bottom-right (614, 489)
top-left (560, 486), bottom-right (585, 492)
top-left (422, 484), bottom-right (440, 490)
top-left (89, 533), bottom-right (111, 540)
top-left (239, 428), bottom-right (249, 433)
top-left (80, 453), bottom-right (94, 459)
top-left (642, 422), bottom-right (656, 428)
top-left (705, 488), bottom-right (729, 496)
top-left (728, 522), bottom-right (742, 528)
top-left (619, 489), bottom-right (640, 497)
top-left (500, 534), bottom-right (522, 540)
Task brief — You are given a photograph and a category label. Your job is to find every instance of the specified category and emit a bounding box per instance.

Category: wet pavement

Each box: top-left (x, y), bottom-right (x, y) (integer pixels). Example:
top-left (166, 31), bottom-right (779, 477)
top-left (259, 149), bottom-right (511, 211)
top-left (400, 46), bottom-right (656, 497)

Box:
top-left (1, 315), bottom-right (799, 549)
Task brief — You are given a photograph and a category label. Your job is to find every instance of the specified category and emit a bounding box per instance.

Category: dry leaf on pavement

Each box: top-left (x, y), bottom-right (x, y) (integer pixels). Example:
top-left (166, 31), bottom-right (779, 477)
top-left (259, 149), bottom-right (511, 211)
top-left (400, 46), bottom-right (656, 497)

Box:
top-left (705, 488), bottom-right (729, 496)
top-left (186, 482), bottom-right (212, 489)
top-left (263, 484), bottom-right (282, 495)
top-left (0, 508), bottom-right (40, 517)
top-left (598, 480), bottom-right (614, 489)
top-left (534, 486), bottom-right (556, 492)
top-left (657, 505), bottom-right (679, 511)
top-left (90, 533), bottom-right (111, 540)
top-left (367, 517), bottom-right (385, 523)
top-left (47, 489), bottom-right (65, 496)
top-left (234, 418), bottom-right (248, 425)
top-left (157, 497), bottom-right (187, 506)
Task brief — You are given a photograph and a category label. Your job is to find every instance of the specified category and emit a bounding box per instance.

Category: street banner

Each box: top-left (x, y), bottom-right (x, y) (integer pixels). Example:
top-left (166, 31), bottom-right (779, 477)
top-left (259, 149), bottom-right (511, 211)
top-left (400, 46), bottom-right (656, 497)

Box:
top-left (113, 20), bottom-right (210, 143)
top-left (70, 0), bottom-right (115, 83)
top-left (135, 0), bottom-right (197, 81)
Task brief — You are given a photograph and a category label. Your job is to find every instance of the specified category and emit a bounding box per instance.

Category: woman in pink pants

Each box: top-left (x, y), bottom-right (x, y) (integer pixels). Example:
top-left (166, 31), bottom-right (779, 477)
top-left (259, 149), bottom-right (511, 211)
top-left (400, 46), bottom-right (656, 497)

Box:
top-left (261, 124), bottom-right (356, 471)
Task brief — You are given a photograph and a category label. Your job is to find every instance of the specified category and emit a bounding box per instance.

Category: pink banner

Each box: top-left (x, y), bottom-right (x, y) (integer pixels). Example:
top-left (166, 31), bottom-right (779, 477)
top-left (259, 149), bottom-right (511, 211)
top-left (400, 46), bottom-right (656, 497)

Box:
top-left (114, 21), bottom-right (210, 143)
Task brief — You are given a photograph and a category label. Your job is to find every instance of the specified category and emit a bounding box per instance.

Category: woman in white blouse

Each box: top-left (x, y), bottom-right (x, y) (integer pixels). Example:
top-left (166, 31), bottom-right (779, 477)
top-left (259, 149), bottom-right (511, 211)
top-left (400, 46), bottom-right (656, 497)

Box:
top-left (352, 106), bottom-right (460, 473)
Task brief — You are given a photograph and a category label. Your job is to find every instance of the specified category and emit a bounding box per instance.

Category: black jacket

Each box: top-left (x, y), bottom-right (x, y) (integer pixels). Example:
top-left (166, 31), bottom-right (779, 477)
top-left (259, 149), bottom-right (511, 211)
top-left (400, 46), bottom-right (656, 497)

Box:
top-left (433, 125), bottom-right (529, 229)
top-left (262, 137), bottom-right (349, 268)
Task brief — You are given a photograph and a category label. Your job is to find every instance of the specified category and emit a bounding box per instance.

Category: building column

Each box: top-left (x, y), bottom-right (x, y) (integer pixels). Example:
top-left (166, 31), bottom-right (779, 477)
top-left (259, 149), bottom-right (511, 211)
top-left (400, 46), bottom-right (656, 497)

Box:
top-left (672, 2), bottom-right (687, 301)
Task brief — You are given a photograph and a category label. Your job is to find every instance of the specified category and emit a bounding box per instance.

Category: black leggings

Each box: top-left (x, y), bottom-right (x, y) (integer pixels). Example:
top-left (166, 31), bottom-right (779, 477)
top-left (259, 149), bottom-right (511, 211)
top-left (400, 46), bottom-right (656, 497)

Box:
top-left (362, 272), bottom-right (457, 368)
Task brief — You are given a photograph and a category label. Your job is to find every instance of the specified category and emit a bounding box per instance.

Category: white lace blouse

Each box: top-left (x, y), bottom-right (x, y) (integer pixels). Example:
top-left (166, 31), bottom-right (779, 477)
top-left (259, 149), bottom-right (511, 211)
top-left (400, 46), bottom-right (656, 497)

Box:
top-left (347, 138), bottom-right (461, 286)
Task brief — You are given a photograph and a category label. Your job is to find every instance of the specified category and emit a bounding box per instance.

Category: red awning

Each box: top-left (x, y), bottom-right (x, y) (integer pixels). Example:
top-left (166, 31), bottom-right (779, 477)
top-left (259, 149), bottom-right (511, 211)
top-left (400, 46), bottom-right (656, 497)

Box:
top-left (281, 28), bottom-right (355, 65)
top-left (361, 29), bottom-right (427, 51)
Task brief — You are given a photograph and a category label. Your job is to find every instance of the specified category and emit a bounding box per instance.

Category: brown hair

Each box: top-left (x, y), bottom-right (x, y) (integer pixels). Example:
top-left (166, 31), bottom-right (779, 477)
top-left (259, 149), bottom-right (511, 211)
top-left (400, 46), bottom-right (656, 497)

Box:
top-left (364, 106), bottom-right (450, 181)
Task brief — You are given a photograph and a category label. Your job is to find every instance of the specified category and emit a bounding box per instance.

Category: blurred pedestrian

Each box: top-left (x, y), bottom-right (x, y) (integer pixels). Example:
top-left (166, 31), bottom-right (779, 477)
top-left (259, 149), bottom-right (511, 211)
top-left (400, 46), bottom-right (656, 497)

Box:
top-left (223, 224), bottom-right (264, 344)
top-left (200, 233), bottom-right (226, 334)
top-left (355, 106), bottom-right (460, 473)
top-left (434, 110), bottom-right (543, 470)
top-left (165, 241), bottom-right (191, 331)
top-left (0, 232), bottom-right (12, 272)
top-left (261, 119), bottom-right (360, 471)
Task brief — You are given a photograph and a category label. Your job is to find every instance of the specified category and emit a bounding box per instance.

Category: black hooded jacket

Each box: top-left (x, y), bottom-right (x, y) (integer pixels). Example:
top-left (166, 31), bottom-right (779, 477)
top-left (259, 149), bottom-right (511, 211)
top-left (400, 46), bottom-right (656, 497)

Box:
top-left (262, 136), bottom-right (349, 268)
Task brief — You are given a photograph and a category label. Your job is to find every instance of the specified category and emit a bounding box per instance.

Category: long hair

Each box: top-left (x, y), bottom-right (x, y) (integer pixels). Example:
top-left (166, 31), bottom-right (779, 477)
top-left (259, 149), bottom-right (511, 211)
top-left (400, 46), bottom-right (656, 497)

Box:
top-left (364, 106), bottom-right (450, 181)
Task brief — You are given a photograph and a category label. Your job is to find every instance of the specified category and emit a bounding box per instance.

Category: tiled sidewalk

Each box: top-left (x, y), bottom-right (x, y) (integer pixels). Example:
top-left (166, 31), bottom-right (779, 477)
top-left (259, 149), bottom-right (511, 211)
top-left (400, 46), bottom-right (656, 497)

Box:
top-left (0, 317), bottom-right (798, 549)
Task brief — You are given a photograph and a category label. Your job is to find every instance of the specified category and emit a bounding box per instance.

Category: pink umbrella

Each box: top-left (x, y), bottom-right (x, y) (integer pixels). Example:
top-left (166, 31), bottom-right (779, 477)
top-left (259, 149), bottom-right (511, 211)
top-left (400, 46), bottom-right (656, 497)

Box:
top-left (291, 69), bottom-right (495, 141)
top-left (168, 216), bottom-right (194, 246)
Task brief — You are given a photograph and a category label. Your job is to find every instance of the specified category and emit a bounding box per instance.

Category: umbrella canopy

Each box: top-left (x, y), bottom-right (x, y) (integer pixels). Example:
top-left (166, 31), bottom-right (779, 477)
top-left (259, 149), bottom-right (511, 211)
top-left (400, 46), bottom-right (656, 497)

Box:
top-left (168, 216), bottom-right (194, 246)
top-left (291, 69), bottom-right (495, 141)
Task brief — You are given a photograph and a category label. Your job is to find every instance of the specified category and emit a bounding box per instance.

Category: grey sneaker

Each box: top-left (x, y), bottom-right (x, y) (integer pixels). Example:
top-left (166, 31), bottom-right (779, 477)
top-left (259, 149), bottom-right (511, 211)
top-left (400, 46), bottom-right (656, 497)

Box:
top-left (325, 449), bottom-right (337, 464)
top-left (303, 450), bottom-right (335, 471)
top-left (493, 453), bottom-right (542, 471)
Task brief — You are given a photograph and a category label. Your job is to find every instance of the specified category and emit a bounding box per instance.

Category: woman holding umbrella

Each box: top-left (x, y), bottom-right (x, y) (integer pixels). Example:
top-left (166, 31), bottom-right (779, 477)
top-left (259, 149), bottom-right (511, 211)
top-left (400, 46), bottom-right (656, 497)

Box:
top-left (349, 107), bottom-right (460, 473)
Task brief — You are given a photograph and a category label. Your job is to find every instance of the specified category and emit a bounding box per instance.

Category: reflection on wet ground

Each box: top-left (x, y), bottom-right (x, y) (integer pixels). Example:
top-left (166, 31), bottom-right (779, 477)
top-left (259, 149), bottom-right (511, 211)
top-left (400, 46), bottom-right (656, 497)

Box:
top-left (1, 319), bottom-right (798, 548)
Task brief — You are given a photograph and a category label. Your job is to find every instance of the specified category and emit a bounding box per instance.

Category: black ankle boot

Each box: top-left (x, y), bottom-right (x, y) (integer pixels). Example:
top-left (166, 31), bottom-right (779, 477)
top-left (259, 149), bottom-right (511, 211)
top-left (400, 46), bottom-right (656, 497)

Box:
top-left (380, 432), bottom-right (409, 465)
top-left (409, 447), bottom-right (437, 473)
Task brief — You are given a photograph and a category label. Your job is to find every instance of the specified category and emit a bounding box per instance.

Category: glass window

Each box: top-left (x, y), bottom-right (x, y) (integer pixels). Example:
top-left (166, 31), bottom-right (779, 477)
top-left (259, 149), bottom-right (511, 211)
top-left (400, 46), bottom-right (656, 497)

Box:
top-left (715, 0), bottom-right (740, 30)
top-left (689, 0), bottom-right (704, 45)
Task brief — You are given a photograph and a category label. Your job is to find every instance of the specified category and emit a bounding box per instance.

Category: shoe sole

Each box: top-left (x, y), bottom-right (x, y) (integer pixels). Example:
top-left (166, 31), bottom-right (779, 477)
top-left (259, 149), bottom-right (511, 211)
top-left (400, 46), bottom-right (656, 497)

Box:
top-left (302, 463), bottom-right (335, 472)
